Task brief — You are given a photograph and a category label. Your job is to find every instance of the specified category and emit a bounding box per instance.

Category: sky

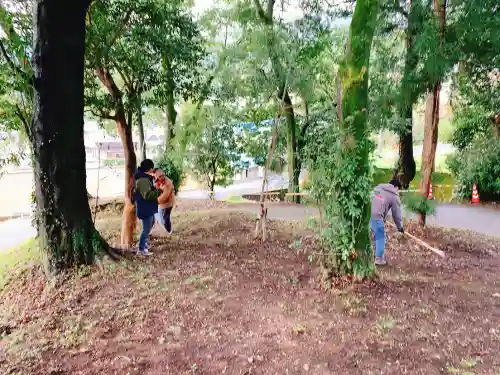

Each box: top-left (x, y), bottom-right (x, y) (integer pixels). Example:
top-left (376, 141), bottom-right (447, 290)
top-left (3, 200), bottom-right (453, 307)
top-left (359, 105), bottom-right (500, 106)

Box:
top-left (193, 0), bottom-right (305, 22)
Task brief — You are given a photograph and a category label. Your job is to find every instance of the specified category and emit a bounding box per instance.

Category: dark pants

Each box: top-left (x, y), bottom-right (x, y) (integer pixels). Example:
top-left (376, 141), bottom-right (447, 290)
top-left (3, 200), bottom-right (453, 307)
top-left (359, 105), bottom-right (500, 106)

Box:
top-left (156, 207), bottom-right (173, 233)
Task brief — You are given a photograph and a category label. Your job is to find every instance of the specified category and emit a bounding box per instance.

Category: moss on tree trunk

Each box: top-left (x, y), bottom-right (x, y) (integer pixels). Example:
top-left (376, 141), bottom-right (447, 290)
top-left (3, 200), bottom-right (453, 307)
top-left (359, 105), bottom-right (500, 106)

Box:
top-left (331, 0), bottom-right (380, 278)
top-left (31, 0), bottom-right (115, 272)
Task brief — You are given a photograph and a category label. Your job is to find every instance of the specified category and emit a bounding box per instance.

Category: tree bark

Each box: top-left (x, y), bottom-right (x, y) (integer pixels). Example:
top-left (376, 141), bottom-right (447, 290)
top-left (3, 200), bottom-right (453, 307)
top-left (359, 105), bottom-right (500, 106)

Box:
top-left (163, 59), bottom-right (176, 153)
top-left (281, 88), bottom-right (299, 203)
top-left (164, 95), bottom-right (176, 152)
top-left (419, 0), bottom-right (446, 226)
top-left (253, 0), bottom-right (299, 202)
top-left (333, 0), bottom-right (380, 278)
top-left (396, 0), bottom-right (422, 188)
top-left (95, 67), bottom-right (137, 248)
top-left (31, 0), bottom-right (114, 272)
top-left (136, 91), bottom-right (146, 161)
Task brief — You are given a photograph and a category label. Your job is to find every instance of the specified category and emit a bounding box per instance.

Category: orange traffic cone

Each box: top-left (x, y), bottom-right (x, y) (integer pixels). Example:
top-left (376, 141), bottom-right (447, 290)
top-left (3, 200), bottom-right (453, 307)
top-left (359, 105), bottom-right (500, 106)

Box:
top-left (427, 183), bottom-right (434, 200)
top-left (471, 184), bottom-right (480, 204)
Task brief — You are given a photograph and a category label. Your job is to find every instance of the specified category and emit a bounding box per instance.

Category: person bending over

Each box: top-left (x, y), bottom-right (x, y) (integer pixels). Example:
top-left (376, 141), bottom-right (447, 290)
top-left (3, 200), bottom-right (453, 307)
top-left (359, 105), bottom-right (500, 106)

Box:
top-left (134, 159), bottom-right (162, 256)
top-left (370, 179), bottom-right (404, 266)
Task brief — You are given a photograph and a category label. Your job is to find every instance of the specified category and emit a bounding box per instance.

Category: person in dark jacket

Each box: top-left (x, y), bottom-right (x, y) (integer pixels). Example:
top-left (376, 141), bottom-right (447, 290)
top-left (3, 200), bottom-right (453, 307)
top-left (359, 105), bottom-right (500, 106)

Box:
top-left (370, 179), bottom-right (404, 266)
top-left (134, 159), bottom-right (163, 255)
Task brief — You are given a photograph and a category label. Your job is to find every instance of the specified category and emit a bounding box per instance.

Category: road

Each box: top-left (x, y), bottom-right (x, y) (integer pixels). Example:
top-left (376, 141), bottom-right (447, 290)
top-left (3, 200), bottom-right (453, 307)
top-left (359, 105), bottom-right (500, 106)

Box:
top-left (1, 174), bottom-right (499, 252)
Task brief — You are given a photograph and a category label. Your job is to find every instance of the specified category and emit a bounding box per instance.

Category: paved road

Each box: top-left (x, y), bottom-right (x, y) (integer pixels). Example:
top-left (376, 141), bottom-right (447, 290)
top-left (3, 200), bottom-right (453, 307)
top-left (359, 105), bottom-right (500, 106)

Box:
top-left (2, 201), bottom-right (498, 254)
top-left (1, 172), bottom-right (499, 252)
top-left (228, 203), bottom-right (500, 238)
top-left (0, 217), bottom-right (36, 252)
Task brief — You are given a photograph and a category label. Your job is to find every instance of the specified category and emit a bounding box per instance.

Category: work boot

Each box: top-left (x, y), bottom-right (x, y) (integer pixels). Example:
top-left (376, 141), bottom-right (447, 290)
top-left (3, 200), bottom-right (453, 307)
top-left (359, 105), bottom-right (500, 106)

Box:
top-left (374, 256), bottom-right (387, 266)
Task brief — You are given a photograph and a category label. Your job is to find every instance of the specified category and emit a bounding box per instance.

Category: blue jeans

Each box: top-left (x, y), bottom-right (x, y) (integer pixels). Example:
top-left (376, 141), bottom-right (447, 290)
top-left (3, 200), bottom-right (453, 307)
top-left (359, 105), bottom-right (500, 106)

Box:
top-left (370, 218), bottom-right (385, 258)
top-left (139, 215), bottom-right (155, 251)
top-left (155, 207), bottom-right (173, 233)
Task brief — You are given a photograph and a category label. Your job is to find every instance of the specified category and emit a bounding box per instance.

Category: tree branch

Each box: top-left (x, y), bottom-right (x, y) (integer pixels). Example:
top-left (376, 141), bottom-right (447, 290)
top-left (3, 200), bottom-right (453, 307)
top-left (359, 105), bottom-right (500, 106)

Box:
top-left (88, 107), bottom-right (117, 121)
top-left (112, 60), bottom-right (133, 92)
top-left (253, 0), bottom-right (274, 24)
top-left (106, 8), bottom-right (134, 48)
top-left (300, 99), bottom-right (310, 140)
top-left (14, 104), bottom-right (30, 139)
top-left (0, 39), bottom-right (33, 86)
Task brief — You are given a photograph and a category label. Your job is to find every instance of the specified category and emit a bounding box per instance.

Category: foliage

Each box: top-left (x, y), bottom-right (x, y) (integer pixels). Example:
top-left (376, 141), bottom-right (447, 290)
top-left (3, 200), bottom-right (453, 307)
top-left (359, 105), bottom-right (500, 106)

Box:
top-left (401, 192), bottom-right (437, 216)
top-left (103, 159), bottom-right (125, 167)
top-left (154, 153), bottom-right (185, 194)
top-left (447, 139), bottom-right (500, 202)
top-left (183, 103), bottom-right (240, 193)
top-left (236, 119), bottom-right (287, 171)
top-left (0, 1), bottom-right (34, 172)
top-left (309, 118), bottom-right (376, 278)
top-left (85, 0), bottom-right (204, 134)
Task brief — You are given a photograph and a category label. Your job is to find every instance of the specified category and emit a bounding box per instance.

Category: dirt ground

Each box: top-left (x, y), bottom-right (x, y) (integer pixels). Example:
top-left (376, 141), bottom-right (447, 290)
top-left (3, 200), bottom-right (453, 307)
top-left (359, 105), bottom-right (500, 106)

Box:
top-left (1, 201), bottom-right (500, 375)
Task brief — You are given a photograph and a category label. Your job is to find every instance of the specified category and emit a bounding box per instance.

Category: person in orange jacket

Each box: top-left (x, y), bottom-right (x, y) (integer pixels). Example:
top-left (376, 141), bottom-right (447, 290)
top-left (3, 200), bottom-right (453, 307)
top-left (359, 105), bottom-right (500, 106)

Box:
top-left (154, 168), bottom-right (175, 234)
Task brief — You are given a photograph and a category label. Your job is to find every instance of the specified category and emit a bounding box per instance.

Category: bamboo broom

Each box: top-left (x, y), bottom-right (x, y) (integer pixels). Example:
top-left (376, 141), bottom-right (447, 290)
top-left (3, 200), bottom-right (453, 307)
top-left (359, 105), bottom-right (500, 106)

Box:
top-left (387, 222), bottom-right (445, 258)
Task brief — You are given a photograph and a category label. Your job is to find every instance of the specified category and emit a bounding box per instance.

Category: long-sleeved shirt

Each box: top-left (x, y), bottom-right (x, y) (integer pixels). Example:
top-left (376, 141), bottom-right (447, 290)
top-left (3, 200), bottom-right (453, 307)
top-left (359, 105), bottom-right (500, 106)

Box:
top-left (371, 183), bottom-right (403, 230)
top-left (136, 177), bottom-right (162, 201)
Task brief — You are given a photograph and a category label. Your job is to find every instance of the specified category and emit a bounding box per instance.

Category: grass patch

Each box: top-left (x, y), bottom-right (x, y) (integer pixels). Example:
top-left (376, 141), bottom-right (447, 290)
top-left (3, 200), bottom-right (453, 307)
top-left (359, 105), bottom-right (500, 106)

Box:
top-left (0, 237), bottom-right (39, 290)
top-left (373, 167), bottom-right (456, 201)
top-left (225, 195), bottom-right (251, 203)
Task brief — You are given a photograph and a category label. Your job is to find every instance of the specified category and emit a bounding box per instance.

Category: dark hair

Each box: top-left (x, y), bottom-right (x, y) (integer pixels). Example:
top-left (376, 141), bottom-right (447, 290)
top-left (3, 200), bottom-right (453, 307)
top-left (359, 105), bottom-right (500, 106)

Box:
top-left (389, 179), bottom-right (402, 189)
top-left (139, 159), bottom-right (155, 172)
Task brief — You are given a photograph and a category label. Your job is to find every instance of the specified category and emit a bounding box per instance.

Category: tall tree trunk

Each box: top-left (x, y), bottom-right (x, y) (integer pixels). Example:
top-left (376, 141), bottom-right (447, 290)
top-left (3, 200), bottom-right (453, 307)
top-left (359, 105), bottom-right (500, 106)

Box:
top-left (333, 0), bottom-right (380, 278)
top-left (136, 91), bottom-right (146, 161)
top-left (419, 0), bottom-right (446, 226)
top-left (397, 0), bottom-right (422, 188)
top-left (31, 0), bottom-right (113, 272)
top-left (95, 68), bottom-right (137, 248)
top-left (282, 89), bottom-right (299, 203)
top-left (163, 60), bottom-right (176, 153)
top-left (253, 0), bottom-right (299, 202)
top-left (164, 94), bottom-right (176, 152)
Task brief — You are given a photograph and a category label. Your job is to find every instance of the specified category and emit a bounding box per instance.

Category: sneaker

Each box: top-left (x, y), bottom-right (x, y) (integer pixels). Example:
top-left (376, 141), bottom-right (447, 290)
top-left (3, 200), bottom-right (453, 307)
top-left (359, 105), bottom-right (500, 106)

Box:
top-left (136, 248), bottom-right (153, 256)
top-left (374, 256), bottom-right (387, 266)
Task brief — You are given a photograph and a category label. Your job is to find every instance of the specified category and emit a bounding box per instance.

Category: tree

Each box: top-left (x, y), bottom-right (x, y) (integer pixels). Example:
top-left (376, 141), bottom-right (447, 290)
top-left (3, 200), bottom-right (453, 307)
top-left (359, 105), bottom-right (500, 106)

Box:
top-left (31, 0), bottom-right (118, 272)
top-left (312, 0), bottom-right (380, 279)
top-left (394, 0), bottom-right (426, 188)
top-left (251, 0), bottom-right (301, 202)
top-left (149, 5), bottom-right (204, 152)
top-left (419, 0), bottom-right (446, 226)
top-left (184, 104), bottom-right (240, 198)
top-left (86, 0), bottom-right (200, 247)
top-left (85, 0), bottom-right (140, 247)
top-left (446, 0), bottom-right (500, 201)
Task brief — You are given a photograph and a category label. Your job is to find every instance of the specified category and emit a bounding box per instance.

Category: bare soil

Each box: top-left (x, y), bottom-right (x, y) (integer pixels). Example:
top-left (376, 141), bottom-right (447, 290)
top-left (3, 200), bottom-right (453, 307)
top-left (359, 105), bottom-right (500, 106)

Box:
top-left (1, 204), bottom-right (500, 375)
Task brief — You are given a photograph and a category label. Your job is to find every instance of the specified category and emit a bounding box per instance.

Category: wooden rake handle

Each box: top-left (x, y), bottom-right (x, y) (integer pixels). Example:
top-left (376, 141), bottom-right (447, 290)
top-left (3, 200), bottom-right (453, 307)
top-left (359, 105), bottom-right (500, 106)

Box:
top-left (387, 222), bottom-right (445, 258)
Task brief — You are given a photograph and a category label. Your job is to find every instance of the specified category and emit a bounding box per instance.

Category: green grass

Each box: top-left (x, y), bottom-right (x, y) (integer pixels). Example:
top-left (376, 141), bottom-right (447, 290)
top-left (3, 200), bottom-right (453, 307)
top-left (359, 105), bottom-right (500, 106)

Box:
top-left (225, 195), bottom-right (251, 203)
top-left (0, 238), bottom-right (40, 290)
top-left (373, 167), bottom-right (456, 201)
top-left (374, 145), bottom-right (452, 173)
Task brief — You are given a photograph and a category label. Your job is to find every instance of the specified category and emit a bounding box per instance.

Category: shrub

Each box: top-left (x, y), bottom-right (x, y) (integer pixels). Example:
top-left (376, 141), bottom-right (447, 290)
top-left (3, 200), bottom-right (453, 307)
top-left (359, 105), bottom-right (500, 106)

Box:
top-left (103, 159), bottom-right (124, 167)
top-left (401, 192), bottom-right (437, 216)
top-left (155, 154), bottom-right (185, 194)
top-left (447, 139), bottom-right (500, 202)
